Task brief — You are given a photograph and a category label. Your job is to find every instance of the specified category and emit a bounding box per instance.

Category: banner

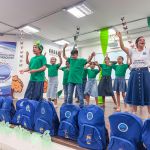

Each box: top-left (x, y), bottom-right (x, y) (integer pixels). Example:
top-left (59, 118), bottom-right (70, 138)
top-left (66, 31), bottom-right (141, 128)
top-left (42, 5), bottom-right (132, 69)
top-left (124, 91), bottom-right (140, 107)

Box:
top-left (98, 28), bottom-right (109, 105)
top-left (0, 42), bottom-right (17, 96)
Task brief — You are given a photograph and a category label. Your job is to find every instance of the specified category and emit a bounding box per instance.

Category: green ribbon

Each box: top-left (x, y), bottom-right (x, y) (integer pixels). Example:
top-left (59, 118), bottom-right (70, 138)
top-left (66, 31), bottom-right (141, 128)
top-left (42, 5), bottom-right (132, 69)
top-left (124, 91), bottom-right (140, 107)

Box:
top-left (98, 28), bottom-right (109, 105)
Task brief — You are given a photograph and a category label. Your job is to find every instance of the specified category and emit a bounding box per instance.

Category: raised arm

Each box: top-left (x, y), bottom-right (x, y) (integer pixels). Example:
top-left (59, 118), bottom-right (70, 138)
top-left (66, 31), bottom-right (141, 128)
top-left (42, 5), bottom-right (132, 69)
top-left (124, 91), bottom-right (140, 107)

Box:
top-left (127, 55), bottom-right (131, 66)
top-left (58, 51), bottom-right (62, 66)
top-left (116, 32), bottom-right (129, 54)
top-left (84, 63), bottom-right (90, 69)
top-left (95, 61), bottom-right (101, 71)
top-left (26, 51), bottom-right (30, 65)
top-left (87, 52), bottom-right (95, 63)
top-left (63, 44), bottom-right (68, 60)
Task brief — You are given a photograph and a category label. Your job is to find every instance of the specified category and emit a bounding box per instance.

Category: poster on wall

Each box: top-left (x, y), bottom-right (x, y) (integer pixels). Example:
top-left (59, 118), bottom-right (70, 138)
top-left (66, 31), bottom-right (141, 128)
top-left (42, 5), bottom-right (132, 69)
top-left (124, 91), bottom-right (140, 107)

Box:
top-left (0, 42), bottom-right (17, 96)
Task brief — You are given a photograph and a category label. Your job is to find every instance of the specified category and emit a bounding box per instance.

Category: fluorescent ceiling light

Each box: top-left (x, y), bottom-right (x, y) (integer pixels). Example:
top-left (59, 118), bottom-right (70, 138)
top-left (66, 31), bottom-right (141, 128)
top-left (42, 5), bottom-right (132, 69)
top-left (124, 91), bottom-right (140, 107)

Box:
top-left (20, 25), bottom-right (40, 34)
top-left (54, 40), bottom-right (69, 45)
top-left (67, 4), bottom-right (93, 18)
top-left (109, 28), bottom-right (116, 35)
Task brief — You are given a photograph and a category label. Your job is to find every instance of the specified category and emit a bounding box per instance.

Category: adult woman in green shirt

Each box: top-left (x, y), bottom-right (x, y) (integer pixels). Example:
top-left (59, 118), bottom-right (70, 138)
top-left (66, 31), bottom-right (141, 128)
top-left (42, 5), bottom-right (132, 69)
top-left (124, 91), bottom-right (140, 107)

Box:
top-left (98, 56), bottom-right (117, 109)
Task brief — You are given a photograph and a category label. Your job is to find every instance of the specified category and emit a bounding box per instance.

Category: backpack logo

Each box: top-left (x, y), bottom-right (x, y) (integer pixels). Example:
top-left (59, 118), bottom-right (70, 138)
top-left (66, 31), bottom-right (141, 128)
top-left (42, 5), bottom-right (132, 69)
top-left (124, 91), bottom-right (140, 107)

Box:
top-left (65, 111), bottom-right (71, 119)
top-left (40, 128), bottom-right (44, 133)
top-left (87, 112), bottom-right (93, 120)
top-left (1, 115), bottom-right (5, 121)
top-left (41, 107), bottom-right (45, 115)
top-left (26, 105), bottom-right (30, 112)
top-left (86, 134), bottom-right (92, 144)
top-left (20, 101), bottom-right (24, 107)
top-left (17, 115), bottom-right (21, 123)
top-left (118, 123), bottom-right (128, 132)
top-left (24, 122), bottom-right (27, 127)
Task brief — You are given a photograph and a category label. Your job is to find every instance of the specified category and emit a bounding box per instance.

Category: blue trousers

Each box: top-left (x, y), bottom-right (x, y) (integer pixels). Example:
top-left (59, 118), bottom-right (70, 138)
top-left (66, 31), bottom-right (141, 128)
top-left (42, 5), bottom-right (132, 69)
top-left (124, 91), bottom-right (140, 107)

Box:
top-left (63, 84), bottom-right (68, 104)
top-left (67, 83), bottom-right (84, 108)
top-left (24, 81), bottom-right (44, 101)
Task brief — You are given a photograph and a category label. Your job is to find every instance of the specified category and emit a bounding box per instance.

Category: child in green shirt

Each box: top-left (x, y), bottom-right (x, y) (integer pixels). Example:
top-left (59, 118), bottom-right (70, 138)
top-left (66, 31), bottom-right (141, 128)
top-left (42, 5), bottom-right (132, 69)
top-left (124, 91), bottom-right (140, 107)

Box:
top-left (63, 44), bottom-right (95, 108)
top-left (84, 62), bottom-right (100, 105)
top-left (98, 56), bottom-right (117, 109)
top-left (60, 61), bottom-right (70, 104)
top-left (46, 51), bottom-right (62, 108)
top-left (20, 42), bottom-right (47, 100)
top-left (113, 56), bottom-right (130, 112)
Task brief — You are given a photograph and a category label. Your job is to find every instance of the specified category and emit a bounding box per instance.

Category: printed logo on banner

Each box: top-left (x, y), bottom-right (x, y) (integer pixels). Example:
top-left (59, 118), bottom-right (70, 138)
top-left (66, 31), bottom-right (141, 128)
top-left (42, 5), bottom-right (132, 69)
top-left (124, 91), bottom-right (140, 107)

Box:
top-left (87, 112), bottom-right (93, 120)
top-left (65, 111), bottom-right (71, 119)
top-left (118, 123), bottom-right (128, 132)
top-left (0, 64), bottom-right (11, 82)
top-left (0, 42), bottom-right (17, 96)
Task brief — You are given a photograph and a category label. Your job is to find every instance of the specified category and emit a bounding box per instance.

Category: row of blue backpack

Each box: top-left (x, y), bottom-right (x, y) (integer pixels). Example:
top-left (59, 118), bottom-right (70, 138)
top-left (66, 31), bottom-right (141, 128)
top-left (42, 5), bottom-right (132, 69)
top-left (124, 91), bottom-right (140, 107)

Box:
top-left (12, 99), bottom-right (59, 136)
top-left (58, 104), bottom-right (109, 150)
top-left (0, 96), bottom-right (149, 150)
top-left (58, 104), bottom-right (150, 150)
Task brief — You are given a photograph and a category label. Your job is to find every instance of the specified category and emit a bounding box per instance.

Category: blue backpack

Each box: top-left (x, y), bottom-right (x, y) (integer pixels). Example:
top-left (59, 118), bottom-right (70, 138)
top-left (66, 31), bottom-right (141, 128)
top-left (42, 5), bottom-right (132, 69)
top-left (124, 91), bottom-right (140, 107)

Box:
top-left (58, 104), bottom-right (80, 140)
top-left (142, 119), bottom-right (150, 150)
top-left (16, 98), bottom-right (28, 110)
top-left (108, 112), bottom-right (144, 150)
top-left (12, 99), bottom-right (38, 130)
top-left (0, 96), bottom-right (15, 123)
top-left (78, 105), bottom-right (108, 150)
top-left (34, 100), bottom-right (59, 136)
top-left (12, 98), bottom-right (27, 125)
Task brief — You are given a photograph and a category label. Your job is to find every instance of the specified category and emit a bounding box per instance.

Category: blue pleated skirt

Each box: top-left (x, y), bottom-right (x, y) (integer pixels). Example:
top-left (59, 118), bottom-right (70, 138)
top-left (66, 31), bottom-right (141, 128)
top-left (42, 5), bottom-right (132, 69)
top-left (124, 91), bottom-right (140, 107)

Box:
top-left (125, 67), bottom-right (150, 106)
top-left (113, 77), bottom-right (127, 93)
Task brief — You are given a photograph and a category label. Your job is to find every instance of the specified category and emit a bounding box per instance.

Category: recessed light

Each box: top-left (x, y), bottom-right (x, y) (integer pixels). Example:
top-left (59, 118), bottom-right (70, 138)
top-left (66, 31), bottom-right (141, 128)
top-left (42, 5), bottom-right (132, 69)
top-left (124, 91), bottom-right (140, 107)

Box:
top-left (19, 25), bottom-right (40, 34)
top-left (67, 4), bottom-right (93, 18)
top-left (54, 40), bottom-right (69, 45)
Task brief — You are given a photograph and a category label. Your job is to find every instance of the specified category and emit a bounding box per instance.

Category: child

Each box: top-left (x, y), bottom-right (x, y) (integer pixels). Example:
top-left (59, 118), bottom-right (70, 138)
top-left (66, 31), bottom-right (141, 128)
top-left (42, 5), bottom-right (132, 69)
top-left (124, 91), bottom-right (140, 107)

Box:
top-left (20, 42), bottom-right (47, 100)
top-left (60, 61), bottom-right (70, 104)
top-left (63, 44), bottom-right (95, 108)
top-left (117, 31), bottom-right (150, 117)
top-left (46, 51), bottom-right (62, 107)
top-left (113, 56), bottom-right (130, 112)
top-left (98, 56), bottom-right (117, 109)
top-left (84, 61), bottom-right (100, 105)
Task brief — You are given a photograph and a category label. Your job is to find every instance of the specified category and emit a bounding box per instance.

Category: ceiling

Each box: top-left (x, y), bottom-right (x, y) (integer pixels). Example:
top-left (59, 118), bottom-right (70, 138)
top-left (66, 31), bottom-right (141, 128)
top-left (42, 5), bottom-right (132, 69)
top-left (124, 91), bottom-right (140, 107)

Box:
top-left (0, 0), bottom-right (150, 47)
